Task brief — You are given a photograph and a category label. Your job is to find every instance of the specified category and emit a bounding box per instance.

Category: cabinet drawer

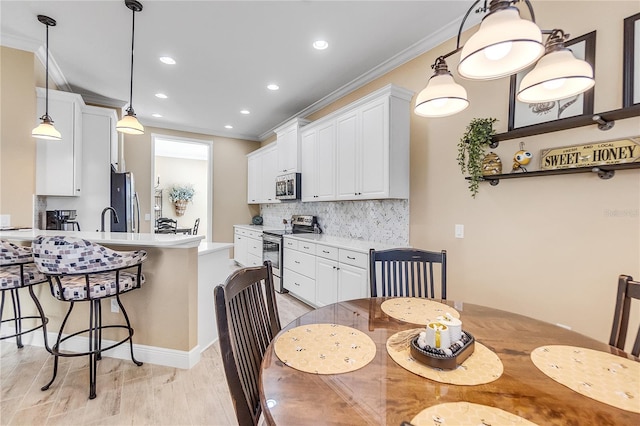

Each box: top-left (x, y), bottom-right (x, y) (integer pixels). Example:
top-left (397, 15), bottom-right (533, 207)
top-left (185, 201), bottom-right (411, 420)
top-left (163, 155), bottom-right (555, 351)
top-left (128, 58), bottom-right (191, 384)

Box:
top-left (247, 253), bottom-right (262, 267)
top-left (283, 238), bottom-right (298, 250)
top-left (247, 238), bottom-right (262, 257)
top-left (339, 249), bottom-right (368, 268)
top-left (246, 229), bottom-right (262, 239)
top-left (234, 228), bottom-right (248, 236)
top-left (298, 241), bottom-right (316, 255)
top-left (284, 269), bottom-right (315, 304)
top-left (284, 248), bottom-right (316, 279)
top-left (316, 244), bottom-right (338, 261)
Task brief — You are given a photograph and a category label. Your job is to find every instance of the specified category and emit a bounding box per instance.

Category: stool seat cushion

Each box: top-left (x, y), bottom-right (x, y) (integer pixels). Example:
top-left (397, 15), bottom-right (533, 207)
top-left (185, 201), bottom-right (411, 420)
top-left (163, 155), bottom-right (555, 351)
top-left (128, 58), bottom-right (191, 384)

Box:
top-left (32, 236), bottom-right (147, 275)
top-left (1, 240), bottom-right (35, 266)
top-left (0, 265), bottom-right (48, 289)
top-left (52, 271), bottom-right (144, 301)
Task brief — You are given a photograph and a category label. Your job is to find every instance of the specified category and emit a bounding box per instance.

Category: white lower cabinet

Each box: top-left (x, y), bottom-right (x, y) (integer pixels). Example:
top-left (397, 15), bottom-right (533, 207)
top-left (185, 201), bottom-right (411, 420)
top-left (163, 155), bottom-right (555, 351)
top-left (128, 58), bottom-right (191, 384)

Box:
top-left (234, 226), bottom-right (262, 267)
top-left (284, 238), bottom-right (368, 308)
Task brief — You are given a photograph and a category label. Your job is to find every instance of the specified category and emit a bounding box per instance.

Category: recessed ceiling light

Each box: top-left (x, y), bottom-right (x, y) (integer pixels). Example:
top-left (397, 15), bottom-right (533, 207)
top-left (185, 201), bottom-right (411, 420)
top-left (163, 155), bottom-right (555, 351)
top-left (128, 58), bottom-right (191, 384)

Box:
top-left (159, 56), bottom-right (176, 65)
top-left (313, 40), bottom-right (328, 50)
top-left (224, 125), bottom-right (233, 129)
top-left (267, 84), bottom-right (279, 91)
top-left (240, 109), bottom-right (250, 115)
top-left (151, 113), bottom-right (163, 118)
top-left (155, 93), bottom-right (168, 99)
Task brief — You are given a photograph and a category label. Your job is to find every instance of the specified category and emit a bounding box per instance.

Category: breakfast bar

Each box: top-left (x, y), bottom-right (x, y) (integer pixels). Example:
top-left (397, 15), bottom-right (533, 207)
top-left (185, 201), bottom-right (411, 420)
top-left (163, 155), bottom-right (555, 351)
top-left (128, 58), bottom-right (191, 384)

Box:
top-left (0, 229), bottom-right (233, 369)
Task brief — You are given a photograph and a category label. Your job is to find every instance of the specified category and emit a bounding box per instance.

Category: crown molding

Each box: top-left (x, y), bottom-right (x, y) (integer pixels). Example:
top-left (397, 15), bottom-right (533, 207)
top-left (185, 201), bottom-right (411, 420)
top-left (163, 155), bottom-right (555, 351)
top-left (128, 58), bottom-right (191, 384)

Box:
top-left (34, 45), bottom-right (72, 92)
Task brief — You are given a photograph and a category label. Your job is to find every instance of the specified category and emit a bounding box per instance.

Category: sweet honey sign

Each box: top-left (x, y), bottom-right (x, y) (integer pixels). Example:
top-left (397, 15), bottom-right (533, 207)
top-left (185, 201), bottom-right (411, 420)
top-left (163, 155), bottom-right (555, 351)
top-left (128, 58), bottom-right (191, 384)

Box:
top-left (540, 137), bottom-right (640, 170)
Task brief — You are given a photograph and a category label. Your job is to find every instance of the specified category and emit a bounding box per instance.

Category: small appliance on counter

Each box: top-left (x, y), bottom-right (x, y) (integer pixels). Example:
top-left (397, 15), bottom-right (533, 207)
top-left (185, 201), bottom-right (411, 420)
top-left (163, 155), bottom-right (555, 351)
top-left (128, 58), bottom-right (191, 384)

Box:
top-left (45, 210), bottom-right (81, 231)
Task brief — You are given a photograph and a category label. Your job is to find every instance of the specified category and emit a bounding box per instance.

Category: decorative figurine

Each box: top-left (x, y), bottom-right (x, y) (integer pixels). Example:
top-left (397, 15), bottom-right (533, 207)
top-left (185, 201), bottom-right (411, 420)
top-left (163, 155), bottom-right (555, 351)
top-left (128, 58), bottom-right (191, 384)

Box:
top-left (512, 142), bottom-right (532, 173)
top-left (481, 152), bottom-right (502, 176)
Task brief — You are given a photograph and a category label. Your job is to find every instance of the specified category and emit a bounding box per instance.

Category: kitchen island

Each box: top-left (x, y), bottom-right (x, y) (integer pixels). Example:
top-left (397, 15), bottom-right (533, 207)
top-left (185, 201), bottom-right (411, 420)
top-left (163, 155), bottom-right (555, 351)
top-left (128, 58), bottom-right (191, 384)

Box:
top-left (0, 230), bottom-right (233, 369)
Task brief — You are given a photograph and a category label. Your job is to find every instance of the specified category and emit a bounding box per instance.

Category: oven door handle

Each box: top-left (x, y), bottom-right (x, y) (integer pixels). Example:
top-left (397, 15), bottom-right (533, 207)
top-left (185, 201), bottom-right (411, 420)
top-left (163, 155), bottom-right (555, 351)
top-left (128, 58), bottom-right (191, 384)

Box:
top-left (262, 234), bottom-right (282, 244)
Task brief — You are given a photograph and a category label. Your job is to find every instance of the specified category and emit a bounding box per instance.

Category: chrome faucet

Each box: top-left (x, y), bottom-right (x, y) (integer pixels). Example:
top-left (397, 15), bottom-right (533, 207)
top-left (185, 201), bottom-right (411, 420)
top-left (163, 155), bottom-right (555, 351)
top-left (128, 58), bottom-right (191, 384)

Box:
top-left (100, 207), bottom-right (119, 232)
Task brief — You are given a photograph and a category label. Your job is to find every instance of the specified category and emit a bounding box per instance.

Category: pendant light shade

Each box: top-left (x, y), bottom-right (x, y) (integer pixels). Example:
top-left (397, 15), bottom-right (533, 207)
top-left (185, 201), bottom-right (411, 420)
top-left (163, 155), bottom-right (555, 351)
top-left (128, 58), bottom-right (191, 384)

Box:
top-left (414, 58), bottom-right (469, 118)
top-left (457, 4), bottom-right (544, 80)
top-left (32, 15), bottom-right (61, 141)
top-left (116, 0), bottom-right (144, 135)
top-left (517, 30), bottom-right (594, 103)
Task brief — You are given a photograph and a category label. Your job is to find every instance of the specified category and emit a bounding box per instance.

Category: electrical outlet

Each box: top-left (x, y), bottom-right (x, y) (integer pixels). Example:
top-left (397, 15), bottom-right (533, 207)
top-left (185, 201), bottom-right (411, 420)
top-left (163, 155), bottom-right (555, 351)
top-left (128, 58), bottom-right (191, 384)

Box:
top-left (111, 298), bottom-right (119, 313)
top-left (455, 224), bottom-right (464, 239)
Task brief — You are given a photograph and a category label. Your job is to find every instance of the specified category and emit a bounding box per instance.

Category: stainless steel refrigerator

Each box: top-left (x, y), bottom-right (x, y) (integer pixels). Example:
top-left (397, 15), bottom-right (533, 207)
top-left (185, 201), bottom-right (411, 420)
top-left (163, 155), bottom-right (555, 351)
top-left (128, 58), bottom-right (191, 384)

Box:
top-left (110, 169), bottom-right (140, 232)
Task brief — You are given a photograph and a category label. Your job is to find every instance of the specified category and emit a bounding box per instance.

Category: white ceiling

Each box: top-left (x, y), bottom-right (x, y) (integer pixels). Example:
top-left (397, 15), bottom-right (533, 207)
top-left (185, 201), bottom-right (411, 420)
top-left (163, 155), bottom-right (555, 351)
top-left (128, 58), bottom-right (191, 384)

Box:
top-left (1, 0), bottom-right (476, 141)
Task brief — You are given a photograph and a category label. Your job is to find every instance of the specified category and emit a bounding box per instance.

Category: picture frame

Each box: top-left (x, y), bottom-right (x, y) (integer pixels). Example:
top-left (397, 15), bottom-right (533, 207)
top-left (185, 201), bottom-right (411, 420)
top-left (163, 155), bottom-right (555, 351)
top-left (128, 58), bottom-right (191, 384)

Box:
top-left (623, 12), bottom-right (640, 107)
top-left (508, 31), bottom-right (596, 131)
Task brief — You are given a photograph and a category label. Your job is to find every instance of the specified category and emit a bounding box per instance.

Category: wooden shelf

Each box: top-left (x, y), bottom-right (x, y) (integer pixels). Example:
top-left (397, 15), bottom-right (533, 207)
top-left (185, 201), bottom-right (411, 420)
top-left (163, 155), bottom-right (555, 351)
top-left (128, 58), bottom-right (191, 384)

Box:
top-left (491, 104), bottom-right (640, 144)
top-left (468, 162), bottom-right (640, 186)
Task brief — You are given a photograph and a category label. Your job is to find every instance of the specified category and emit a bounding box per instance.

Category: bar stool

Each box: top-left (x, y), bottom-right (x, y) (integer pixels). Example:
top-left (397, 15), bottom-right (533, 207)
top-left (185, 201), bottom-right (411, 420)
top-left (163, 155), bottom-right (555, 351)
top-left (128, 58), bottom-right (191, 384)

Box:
top-left (32, 236), bottom-right (147, 399)
top-left (0, 240), bottom-right (49, 348)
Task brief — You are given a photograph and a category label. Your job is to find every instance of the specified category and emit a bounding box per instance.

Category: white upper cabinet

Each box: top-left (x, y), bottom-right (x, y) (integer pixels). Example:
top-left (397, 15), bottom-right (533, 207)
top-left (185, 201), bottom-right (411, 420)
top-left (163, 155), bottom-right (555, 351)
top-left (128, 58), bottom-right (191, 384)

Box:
top-left (301, 119), bottom-right (336, 202)
top-left (275, 118), bottom-right (310, 174)
top-left (35, 88), bottom-right (83, 196)
top-left (247, 142), bottom-right (279, 204)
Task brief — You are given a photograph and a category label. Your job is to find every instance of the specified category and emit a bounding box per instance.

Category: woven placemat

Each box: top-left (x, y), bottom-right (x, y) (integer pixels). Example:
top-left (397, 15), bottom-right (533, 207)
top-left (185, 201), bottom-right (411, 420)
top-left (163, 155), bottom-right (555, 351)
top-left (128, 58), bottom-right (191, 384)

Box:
top-left (386, 328), bottom-right (503, 385)
top-left (380, 298), bottom-right (459, 325)
top-left (531, 345), bottom-right (640, 413)
top-left (411, 402), bottom-right (538, 426)
top-left (274, 323), bottom-right (377, 374)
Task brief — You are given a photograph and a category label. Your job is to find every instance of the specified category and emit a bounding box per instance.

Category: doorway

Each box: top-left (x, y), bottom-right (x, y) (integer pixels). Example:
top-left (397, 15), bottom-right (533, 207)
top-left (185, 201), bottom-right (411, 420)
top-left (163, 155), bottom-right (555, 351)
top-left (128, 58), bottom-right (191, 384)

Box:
top-left (152, 134), bottom-right (212, 241)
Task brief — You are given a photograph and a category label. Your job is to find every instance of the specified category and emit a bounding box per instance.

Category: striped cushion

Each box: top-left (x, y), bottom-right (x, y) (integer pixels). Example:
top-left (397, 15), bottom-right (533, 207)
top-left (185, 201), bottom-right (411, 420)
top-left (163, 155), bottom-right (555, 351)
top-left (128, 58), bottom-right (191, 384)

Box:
top-left (0, 264), bottom-right (47, 289)
top-left (50, 271), bottom-right (144, 301)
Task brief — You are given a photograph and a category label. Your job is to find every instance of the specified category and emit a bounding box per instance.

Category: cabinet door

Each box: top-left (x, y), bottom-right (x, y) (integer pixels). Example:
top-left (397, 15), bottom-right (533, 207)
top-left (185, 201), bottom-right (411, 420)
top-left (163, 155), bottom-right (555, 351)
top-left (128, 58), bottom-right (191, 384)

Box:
top-left (336, 111), bottom-right (359, 199)
top-left (247, 154), bottom-right (261, 204)
top-left (315, 121), bottom-right (336, 201)
top-left (338, 263), bottom-right (368, 302)
top-left (261, 147), bottom-right (278, 203)
top-left (284, 269), bottom-right (316, 305)
top-left (234, 232), bottom-right (248, 266)
top-left (359, 98), bottom-right (389, 198)
top-left (300, 128), bottom-right (317, 202)
top-left (277, 127), bottom-right (297, 173)
top-left (35, 94), bottom-right (82, 196)
top-left (316, 257), bottom-right (338, 307)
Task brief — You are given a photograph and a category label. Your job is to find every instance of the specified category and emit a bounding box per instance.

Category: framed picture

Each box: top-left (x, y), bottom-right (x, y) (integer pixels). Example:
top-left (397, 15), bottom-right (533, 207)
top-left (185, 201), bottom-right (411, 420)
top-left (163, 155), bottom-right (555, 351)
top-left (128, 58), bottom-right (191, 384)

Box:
top-left (508, 31), bottom-right (596, 131)
top-left (623, 12), bottom-right (640, 107)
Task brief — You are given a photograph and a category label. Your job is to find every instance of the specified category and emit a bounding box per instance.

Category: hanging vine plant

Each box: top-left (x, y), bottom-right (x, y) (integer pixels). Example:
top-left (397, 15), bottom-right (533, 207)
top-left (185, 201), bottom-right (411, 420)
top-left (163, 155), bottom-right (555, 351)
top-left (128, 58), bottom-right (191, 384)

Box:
top-left (457, 117), bottom-right (497, 198)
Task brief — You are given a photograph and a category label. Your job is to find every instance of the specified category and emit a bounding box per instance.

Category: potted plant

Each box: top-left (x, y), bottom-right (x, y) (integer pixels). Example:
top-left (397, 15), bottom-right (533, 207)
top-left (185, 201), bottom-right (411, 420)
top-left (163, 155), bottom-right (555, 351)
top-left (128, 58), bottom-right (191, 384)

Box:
top-left (457, 117), bottom-right (497, 198)
top-left (168, 184), bottom-right (195, 216)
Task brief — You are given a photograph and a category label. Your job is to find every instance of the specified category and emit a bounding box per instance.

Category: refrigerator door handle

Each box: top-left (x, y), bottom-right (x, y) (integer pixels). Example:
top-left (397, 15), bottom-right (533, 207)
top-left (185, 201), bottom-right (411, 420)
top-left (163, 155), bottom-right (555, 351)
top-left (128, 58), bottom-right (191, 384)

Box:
top-left (133, 192), bottom-right (140, 233)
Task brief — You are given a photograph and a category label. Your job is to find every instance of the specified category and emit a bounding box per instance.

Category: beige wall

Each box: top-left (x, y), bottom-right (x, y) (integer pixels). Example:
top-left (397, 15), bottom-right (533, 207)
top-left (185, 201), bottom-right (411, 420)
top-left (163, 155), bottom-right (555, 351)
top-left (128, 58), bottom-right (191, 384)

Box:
top-left (303, 1), bottom-right (640, 347)
top-left (122, 128), bottom-right (259, 243)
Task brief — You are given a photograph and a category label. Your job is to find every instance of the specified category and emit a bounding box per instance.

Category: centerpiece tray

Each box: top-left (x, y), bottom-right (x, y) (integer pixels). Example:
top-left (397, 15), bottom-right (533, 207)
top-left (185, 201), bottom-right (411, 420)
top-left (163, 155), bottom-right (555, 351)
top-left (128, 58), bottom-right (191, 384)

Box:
top-left (410, 331), bottom-right (475, 370)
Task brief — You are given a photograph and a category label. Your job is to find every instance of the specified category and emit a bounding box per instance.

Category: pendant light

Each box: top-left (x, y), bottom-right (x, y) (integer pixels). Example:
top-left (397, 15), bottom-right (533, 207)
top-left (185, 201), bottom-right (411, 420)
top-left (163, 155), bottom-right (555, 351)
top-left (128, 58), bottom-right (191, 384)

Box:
top-left (457, 0), bottom-right (544, 80)
top-left (116, 0), bottom-right (144, 135)
top-left (414, 57), bottom-right (469, 118)
top-left (517, 29), bottom-right (595, 103)
top-left (32, 15), bottom-right (61, 141)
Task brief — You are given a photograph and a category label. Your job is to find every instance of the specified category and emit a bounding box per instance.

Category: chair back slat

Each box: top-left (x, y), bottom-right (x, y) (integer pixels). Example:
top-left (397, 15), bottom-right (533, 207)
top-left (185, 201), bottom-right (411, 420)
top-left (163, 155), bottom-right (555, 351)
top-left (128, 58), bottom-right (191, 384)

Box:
top-left (609, 274), bottom-right (640, 356)
top-left (370, 248), bottom-right (447, 299)
top-left (215, 261), bottom-right (281, 426)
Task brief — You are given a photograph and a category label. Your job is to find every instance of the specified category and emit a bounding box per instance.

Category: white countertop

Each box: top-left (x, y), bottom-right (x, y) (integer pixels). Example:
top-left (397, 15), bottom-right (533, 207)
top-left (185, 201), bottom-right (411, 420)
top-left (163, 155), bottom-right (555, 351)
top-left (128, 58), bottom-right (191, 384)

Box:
top-left (0, 229), bottom-right (204, 248)
top-left (284, 233), bottom-right (404, 253)
top-left (198, 241), bottom-right (233, 255)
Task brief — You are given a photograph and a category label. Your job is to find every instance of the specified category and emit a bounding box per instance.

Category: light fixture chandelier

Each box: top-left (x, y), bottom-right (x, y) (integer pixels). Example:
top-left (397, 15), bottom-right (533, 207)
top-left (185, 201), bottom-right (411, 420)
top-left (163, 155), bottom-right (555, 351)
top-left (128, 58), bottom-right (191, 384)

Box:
top-left (414, 0), bottom-right (595, 118)
top-left (517, 29), bottom-right (595, 103)
top-left (32, 15), bottom-right (61, 141)
top-left (116, 0), bottom-right (144, 135)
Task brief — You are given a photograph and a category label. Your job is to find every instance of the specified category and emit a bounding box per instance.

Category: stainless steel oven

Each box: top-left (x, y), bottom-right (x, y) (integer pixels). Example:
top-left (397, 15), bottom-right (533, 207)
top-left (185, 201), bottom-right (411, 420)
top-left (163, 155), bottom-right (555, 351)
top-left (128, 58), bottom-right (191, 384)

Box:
top-left (263, 231), bottom-right (286, 293)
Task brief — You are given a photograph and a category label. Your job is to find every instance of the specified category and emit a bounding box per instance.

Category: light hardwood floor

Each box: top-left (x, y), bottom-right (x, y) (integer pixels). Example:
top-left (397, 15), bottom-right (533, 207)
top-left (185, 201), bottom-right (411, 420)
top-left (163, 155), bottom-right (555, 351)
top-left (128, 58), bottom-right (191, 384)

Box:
top-left (0, 291), bottom-right (312, 426)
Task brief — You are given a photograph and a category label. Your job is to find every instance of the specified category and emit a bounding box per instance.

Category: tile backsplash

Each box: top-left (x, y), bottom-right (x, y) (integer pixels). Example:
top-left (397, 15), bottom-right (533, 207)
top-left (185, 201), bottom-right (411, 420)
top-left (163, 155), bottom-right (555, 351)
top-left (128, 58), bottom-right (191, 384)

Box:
top-left (260, 200), bottom-right (409, 246)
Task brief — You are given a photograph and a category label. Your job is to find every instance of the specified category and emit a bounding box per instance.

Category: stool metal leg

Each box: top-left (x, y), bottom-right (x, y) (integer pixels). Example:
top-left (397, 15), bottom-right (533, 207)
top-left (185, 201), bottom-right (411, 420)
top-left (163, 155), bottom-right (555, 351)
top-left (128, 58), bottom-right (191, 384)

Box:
top-left (117, 294), bottom-right (143, 366)
top-left (88, 299), bottom-right (98, 399)
top-left (10, 290), bottom-right (23, 348)
top-left (42, 300), bottom-right (75, 392)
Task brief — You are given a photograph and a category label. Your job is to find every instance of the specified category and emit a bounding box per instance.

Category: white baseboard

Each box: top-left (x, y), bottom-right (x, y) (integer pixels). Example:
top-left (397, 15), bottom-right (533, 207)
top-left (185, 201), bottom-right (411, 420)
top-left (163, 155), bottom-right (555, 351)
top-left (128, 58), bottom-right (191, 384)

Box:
top-left (2, 326), bottom-right (201, 369)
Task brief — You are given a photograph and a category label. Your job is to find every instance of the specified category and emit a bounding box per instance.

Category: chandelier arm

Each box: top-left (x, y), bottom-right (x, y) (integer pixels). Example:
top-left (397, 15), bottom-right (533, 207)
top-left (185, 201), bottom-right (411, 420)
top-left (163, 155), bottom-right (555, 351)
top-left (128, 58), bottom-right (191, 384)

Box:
top-left (455, 0), bottom-right (482, 50)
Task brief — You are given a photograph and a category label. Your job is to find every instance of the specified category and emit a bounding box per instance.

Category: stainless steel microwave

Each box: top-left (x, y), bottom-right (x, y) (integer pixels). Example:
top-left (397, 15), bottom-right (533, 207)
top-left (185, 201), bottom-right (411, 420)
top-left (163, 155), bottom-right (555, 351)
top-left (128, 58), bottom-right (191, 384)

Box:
top-left (275, 173), bottom-right (301, 201)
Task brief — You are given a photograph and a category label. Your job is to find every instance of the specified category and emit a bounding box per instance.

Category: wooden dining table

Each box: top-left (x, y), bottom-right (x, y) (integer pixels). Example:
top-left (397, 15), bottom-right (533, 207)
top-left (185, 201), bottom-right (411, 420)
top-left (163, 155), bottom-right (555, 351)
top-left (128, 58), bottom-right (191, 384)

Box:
top-left (259, 298), bottom-right (640, 425)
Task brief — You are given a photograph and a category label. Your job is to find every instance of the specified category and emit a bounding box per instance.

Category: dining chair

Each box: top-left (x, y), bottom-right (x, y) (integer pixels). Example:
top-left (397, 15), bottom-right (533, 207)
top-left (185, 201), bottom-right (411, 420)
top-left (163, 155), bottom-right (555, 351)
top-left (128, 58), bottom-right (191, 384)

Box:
top-left (192, 218), bottom-right (200, 235)
top-left (369, 248), bottom-right (447, 299)
top-left (214, 261), bottom-right (281, 426)
top-left (609, 274), bottom-right (640, 356)
top-left (156, 217), bottom-right (177, 234)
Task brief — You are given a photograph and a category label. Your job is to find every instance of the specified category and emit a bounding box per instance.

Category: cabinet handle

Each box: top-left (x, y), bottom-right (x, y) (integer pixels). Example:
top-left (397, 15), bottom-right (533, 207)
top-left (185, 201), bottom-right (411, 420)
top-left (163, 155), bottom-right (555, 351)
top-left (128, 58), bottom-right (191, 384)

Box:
top-left (303, 246), bottom-right (309, 249)
top-left (322, 250), bottom-right (330, 253)
top-left (294, 282), bottom-right (300, 286)
top-left (347, 256), bottom-right (355, 260)
top-left (294, 260), bottom-right (300, 264)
